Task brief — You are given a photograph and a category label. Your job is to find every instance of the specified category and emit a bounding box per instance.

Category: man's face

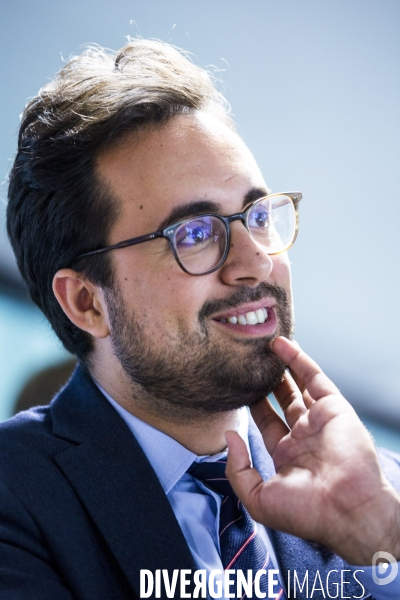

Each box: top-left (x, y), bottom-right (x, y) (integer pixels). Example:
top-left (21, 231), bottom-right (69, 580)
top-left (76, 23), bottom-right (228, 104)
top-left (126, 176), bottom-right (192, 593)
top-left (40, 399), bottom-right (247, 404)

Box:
top-left (97, 111), bottom-right (294, 422)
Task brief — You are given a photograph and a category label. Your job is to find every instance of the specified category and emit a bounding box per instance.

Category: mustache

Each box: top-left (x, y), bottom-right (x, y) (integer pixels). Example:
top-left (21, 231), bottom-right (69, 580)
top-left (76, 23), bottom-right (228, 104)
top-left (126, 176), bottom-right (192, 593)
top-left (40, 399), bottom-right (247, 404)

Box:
top-left (198, 282), bottom-right (290, 322)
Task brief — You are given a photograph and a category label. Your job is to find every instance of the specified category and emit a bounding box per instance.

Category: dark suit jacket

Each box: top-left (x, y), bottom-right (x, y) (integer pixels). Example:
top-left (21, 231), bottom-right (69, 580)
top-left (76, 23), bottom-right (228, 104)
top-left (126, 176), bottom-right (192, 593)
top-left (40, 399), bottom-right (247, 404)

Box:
top-left (0, 365), bottom-right (399, 599)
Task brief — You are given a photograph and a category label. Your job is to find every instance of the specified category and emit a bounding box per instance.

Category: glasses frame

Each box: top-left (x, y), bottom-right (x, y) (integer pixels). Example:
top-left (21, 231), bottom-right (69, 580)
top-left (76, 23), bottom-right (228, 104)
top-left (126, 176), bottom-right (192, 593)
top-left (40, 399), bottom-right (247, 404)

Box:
top-left (75, 191), bottom-right (302, 276)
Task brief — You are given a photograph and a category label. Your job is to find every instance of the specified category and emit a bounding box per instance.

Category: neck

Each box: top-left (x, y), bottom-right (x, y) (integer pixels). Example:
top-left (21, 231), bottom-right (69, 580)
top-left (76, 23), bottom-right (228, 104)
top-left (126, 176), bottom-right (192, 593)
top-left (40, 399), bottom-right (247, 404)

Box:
top-left (90, 357), bottom-right (241, 456)
top-left (121, 402), bottom-right (241, 455)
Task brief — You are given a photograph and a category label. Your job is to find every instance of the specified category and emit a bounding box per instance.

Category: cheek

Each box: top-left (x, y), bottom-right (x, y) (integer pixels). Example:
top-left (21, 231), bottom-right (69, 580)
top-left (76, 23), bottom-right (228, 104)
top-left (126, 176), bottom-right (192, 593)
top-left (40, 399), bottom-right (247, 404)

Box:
top-left (116, 260), bottom-right (208, 330)
top-left (165, 277), bottom-right (212, 330)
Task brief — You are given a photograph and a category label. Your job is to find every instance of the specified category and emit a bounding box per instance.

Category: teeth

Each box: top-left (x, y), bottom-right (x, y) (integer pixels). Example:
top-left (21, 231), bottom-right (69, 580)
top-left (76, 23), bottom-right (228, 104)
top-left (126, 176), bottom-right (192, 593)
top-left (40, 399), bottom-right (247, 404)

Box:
top-left (222, 308), bottom-right (269, 325)
top-left (244, 311), bottom-right (258, 325)
top-left (255, 308), bottom-right (266, 323)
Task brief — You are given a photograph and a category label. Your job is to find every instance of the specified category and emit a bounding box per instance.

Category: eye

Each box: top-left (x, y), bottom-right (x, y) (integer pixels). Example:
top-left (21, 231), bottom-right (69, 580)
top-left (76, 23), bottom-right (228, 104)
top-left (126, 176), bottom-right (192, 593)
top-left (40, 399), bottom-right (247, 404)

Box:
top-left (249, 207), bottom-right (269, 229)
top-left (190, 227), bottom-right (208, 243)
top-left (175, 218), bottom-right (214, 247)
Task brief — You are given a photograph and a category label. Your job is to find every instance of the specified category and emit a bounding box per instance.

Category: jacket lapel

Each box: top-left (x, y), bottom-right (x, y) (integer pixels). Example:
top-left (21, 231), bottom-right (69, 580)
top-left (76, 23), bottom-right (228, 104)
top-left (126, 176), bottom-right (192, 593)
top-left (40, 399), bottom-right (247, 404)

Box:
top-left (51, 366), bottom-right (196, 598)
top-left (248, 414), bottom-right (372, 600)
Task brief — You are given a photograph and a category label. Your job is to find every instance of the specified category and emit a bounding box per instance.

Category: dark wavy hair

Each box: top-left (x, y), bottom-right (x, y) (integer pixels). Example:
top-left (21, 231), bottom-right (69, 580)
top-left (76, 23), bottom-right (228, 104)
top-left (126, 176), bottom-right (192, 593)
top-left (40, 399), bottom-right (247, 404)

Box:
top-left (7, 39), bottom-right (233, 363)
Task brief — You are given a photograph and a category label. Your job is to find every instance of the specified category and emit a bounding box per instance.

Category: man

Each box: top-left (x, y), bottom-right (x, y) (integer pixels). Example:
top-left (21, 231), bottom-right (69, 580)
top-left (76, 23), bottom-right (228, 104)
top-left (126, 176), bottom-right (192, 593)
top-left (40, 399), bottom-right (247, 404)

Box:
top-left (3, 39), bottom-right (400, 599)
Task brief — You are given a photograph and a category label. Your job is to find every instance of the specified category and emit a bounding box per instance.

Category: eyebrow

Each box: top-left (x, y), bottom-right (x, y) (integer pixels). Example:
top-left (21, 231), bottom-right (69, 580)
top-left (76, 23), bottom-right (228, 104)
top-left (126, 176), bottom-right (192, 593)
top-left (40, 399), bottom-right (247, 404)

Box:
top-left (243, 186), bottom-right (270, 206)
top-left (157, 186), bottom-right (270, 231)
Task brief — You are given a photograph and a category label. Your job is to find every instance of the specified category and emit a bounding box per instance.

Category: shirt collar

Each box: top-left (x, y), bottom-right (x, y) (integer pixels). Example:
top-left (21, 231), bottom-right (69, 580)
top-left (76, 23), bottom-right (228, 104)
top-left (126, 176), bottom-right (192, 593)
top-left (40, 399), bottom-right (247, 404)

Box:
top-left (95, 380), bottom-right (250, 495)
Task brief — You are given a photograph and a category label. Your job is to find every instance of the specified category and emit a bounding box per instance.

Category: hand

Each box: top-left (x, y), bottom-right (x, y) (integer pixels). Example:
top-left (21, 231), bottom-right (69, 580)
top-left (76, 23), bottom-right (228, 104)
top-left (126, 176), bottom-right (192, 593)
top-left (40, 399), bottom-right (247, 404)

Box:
top-left (225, 336), bottom-right (400, 565)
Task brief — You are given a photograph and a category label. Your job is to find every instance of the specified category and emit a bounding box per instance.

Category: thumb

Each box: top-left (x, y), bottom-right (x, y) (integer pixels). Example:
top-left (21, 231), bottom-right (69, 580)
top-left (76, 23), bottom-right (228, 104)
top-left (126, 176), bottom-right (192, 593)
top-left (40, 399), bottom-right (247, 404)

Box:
top-left (225, 430), bottom-right (265, 515)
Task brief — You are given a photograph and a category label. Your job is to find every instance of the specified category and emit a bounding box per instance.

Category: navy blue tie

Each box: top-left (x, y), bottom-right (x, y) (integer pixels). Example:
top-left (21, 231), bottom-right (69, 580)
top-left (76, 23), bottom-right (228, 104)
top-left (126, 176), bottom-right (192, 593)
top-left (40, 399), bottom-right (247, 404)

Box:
top-left (188, 459), bottom-right (286, 599)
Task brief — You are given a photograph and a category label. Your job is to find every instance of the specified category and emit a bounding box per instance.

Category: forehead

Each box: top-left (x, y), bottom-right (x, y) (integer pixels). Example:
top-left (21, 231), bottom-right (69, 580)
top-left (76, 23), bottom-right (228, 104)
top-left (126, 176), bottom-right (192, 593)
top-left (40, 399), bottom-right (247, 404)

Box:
top-left (96, 111), bottom-right (268, 239)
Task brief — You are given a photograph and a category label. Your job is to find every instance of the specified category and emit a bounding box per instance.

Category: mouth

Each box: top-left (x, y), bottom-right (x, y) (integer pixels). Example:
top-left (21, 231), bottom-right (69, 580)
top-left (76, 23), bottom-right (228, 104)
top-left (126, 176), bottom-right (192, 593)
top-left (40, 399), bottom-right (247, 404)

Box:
top-left (211, 299), bottom-right (278, 337)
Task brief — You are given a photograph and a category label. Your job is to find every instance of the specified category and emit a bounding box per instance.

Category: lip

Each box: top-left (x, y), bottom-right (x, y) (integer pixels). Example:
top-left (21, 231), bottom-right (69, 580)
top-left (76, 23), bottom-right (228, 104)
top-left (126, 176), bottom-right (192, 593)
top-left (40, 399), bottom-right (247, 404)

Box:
top-left (211, 299), bottom-right (278, 338)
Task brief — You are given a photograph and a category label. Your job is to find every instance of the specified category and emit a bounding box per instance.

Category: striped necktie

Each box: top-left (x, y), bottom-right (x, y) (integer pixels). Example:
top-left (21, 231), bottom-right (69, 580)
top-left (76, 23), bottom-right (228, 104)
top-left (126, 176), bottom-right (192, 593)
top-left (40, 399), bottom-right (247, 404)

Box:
top-left (188, 459), bottom-right (286, 599)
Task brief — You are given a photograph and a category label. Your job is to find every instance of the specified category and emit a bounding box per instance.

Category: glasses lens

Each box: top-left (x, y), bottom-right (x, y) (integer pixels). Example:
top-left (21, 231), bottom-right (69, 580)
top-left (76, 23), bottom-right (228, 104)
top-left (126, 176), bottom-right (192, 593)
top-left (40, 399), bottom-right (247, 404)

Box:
top-left (247, 194), bottom-right (296, 253)
top-left (173, 216), bottom-right (227, 274)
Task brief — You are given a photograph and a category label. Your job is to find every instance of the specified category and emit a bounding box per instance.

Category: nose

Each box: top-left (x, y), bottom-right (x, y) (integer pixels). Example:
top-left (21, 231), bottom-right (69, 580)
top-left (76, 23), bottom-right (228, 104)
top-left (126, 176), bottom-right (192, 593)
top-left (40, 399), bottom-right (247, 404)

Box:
top-left (218, 221), bottom-right (274, 287)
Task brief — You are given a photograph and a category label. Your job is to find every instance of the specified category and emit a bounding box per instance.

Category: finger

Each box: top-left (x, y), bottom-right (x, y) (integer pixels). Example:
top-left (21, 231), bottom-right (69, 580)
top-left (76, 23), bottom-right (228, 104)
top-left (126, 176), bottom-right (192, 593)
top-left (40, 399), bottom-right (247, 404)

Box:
top-left (250, 397), bottom-right (290, 456)
top-left (287, 369), bottom-right (307, 395)
top-left (285, 367), bottom-right (315, 409)
top-left (272, 370), bottom-right (308, 429)
top-left (285, 343), bottom-right (308, 394)
top-left (272, 337), bottom-right (339, 401)
top-left (225, 430), bottom-right (264, 508)
top-left (226, 432), bottom-right (289, 528)
top-left (302, 389), bottom-right (315, 409)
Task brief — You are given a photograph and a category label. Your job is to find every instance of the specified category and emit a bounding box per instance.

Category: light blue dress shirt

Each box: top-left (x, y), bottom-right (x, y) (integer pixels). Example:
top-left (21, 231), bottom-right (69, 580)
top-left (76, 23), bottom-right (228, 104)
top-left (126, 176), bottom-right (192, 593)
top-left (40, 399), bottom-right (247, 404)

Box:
top-left (98, 383), bottom-right (399, 600)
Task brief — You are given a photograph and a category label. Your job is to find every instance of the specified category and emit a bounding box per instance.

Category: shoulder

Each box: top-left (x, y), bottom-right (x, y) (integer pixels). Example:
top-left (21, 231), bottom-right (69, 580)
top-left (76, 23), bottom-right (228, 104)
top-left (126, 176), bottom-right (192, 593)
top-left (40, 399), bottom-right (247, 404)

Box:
top-left (0, 365), bottom-right (98, 492)
top-left (0, 363), bottom-right (90, 454)
top-left (0, 364), bottom-right (137, 496)
top-left (0, 404), bottom-right (57, 455)
top-left (0, 404), bottom-right (70, 497)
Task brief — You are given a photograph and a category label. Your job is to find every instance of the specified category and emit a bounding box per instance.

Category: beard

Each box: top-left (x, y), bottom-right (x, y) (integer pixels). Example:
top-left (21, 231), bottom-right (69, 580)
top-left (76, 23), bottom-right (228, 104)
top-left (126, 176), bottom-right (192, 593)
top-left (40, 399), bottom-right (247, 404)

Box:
top-left (104, 282), bottom-right (294, 423)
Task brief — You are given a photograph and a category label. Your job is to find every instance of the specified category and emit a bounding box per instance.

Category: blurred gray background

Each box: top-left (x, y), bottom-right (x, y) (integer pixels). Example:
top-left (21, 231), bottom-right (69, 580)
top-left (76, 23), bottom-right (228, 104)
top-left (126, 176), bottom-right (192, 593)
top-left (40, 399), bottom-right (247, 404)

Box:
top-left (1, 0), bottom-right (400, 449)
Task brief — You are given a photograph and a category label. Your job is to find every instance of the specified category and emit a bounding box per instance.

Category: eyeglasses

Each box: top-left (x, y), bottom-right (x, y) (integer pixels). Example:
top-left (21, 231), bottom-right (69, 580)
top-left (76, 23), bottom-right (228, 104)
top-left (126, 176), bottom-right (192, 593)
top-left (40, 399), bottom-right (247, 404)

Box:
top-left (76, 192), bottom-right (302, 276)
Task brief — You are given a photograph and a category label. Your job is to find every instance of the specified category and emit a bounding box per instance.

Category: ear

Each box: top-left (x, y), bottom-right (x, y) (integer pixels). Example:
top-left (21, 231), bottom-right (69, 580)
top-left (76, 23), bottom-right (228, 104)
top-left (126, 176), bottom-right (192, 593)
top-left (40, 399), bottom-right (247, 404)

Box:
top-left (52, 269), bottom-right (110, 339)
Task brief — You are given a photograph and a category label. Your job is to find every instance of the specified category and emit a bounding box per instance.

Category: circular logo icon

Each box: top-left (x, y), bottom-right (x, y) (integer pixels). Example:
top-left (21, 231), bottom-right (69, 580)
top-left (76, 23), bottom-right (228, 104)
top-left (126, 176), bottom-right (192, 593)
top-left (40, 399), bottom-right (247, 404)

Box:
top-left (372, 551), bottom-right (398, 586)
